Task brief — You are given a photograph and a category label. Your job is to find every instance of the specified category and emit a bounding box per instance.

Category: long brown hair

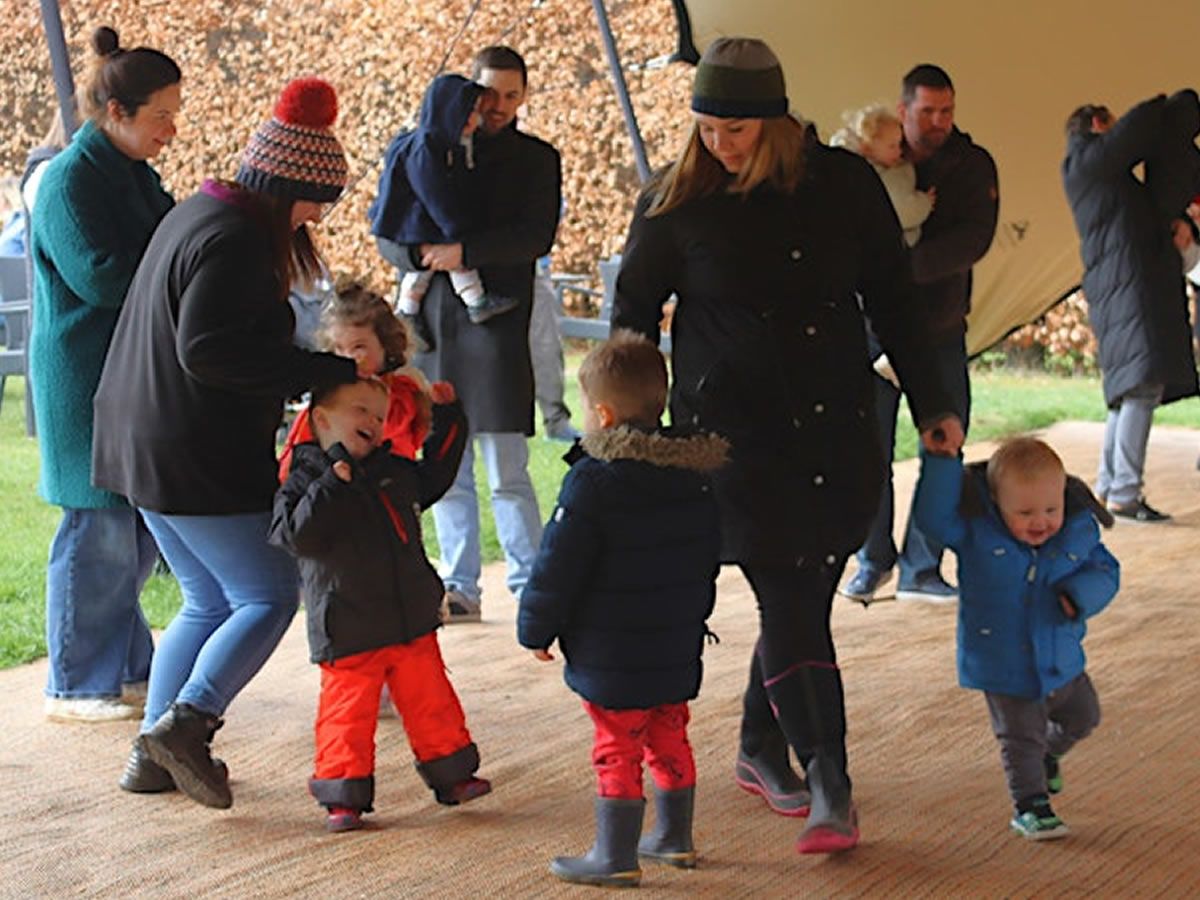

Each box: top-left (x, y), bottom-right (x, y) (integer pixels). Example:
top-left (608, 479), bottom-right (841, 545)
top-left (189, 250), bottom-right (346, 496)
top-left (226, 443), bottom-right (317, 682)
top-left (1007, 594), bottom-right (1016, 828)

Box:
top-left (648, 115), bottom-right (808, 217)
top-left (212, 181), bottom-right (323, 298)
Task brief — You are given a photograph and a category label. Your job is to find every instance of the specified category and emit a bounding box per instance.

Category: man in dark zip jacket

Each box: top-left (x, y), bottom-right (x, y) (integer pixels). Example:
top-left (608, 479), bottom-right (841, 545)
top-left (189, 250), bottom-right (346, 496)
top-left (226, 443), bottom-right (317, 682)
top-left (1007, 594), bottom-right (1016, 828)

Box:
top-left (843, 63), bottom-right (999, 606)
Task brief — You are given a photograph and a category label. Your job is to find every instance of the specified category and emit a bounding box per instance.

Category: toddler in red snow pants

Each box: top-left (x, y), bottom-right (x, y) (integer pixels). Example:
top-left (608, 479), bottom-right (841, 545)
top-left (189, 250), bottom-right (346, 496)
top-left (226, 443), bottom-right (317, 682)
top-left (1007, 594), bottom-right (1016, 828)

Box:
top-left (584, 701), bottom-right (696, 798)
top-left (311, 633), bottom-right (485, 810)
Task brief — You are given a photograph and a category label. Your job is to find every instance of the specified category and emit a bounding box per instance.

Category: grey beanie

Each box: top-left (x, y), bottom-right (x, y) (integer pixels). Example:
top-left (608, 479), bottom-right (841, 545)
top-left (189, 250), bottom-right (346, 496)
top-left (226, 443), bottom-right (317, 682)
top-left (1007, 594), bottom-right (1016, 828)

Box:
top-left (691, 37), bottom-right (788, 119)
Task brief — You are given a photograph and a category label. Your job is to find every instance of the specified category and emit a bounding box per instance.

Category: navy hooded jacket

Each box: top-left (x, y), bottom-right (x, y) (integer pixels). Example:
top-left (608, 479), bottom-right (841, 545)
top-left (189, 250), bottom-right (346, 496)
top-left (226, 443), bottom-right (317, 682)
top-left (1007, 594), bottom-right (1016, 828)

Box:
top-left (369, 74), bottom-right (485, 245)
top-left (518, 426), bottom-right (727, 710)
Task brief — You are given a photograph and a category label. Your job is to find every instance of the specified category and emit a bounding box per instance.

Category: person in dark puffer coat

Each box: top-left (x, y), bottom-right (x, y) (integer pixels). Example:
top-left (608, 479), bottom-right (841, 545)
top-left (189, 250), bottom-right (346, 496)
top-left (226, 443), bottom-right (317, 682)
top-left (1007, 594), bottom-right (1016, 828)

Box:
top-left (270, 377), bottom-right (491, 833)
top-left (519, 331), bottom-right (727, 888)
top-left (1062, 90), bottom-right (1200, 521)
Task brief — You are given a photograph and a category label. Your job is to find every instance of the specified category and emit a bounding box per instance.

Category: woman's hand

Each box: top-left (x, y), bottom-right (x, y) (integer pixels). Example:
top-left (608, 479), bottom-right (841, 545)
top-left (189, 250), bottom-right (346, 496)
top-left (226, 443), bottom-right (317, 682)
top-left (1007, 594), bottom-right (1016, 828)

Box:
top-left (921, 415), bottom-right (965, 456)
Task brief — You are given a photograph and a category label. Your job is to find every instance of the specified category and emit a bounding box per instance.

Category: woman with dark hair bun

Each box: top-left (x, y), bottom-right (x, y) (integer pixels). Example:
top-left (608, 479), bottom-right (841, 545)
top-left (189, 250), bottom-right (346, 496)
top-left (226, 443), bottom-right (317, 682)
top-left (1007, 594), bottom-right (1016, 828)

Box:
top-left (30, 26), bottom-right (182, 724)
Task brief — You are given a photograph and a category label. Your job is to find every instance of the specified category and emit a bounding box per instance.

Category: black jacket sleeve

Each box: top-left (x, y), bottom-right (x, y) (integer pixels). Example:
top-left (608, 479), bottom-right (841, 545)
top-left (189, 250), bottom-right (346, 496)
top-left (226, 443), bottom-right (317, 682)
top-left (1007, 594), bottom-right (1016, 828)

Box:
top-left (269, 447), bottom-right (363, 557)
top-left (415, 399), bottom-right (468, 509)
top-left (610, 186), bottom-right (681, 341)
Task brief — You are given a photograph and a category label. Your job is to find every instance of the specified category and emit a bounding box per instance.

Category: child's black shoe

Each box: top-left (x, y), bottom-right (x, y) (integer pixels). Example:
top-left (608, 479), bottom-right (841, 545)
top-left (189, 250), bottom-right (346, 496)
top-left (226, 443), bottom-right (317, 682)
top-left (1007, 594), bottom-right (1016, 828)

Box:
top-left (435, 775), bottom-right (492, 806)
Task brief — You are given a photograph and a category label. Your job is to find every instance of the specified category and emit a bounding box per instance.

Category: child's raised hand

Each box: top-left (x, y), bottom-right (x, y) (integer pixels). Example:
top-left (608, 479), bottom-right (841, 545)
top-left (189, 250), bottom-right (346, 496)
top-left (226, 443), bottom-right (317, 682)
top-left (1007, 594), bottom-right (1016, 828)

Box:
top-left (430, 381), bottom-right (457, 404)
top-left (926, 186), bottom-right (937, 208)
top-left (531, 648), bottom-right (555, 662)
top-left (332, 460), bottom-right (352, 482)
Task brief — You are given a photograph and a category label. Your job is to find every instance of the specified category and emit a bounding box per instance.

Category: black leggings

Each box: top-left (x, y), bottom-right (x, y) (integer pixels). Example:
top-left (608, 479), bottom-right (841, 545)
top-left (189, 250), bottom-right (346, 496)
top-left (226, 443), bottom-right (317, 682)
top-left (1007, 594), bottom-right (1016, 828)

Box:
top-left (739, 558), bottom-right (849, 768)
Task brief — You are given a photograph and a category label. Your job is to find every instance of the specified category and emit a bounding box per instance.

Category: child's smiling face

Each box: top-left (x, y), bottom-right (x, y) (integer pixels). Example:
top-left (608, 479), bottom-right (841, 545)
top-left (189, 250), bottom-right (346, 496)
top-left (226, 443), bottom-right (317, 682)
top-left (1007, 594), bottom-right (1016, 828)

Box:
top-left (313, 381), bottom-right (388, 460)
top-left (994, 470), bottom-right (1066, 546)
top-left (329, 323), bottom-right (387, 377)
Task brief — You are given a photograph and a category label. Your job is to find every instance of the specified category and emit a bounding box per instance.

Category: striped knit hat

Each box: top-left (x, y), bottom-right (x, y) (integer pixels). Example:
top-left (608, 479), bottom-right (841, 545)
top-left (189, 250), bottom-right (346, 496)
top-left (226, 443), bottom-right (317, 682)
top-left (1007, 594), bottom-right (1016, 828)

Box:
top-left (691, 37), bottom-right (788, 119)
top-left (235, 77), bottom-right (349, 203)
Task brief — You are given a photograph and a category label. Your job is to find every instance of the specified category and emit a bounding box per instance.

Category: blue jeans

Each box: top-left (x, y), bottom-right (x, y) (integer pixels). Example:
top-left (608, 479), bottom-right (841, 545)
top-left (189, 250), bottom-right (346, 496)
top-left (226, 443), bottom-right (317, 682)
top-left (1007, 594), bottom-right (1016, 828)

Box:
top-left (432, 432), bottom-right (543, 604)
top-left (45, 507), bottom-right (157, 698)
top-left (857, 336), bottom-right (971, 582)
top-left (139, 511), bottom-right (298, 729)
top-left (1096, 383), bottom-right (1161, 505)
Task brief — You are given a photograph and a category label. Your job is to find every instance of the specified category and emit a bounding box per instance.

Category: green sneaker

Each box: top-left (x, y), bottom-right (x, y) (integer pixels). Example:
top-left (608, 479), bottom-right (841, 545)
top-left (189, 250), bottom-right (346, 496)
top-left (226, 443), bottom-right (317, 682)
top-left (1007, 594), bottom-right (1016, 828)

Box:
top-left (1044, 754), bottom-right (1063, 795)
top-left (1010, 801), bottom-right (1069, 841)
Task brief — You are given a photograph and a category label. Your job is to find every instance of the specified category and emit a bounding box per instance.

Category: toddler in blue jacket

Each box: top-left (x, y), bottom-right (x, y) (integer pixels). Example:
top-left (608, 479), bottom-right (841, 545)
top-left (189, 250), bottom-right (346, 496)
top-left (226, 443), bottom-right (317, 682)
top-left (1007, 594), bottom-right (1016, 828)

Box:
top-left (368, 73), bottom-right (517, 340)
top-left (913, 437), bottom-right (1119, 841)
top-left (518, 330), bottom-right (727, 887)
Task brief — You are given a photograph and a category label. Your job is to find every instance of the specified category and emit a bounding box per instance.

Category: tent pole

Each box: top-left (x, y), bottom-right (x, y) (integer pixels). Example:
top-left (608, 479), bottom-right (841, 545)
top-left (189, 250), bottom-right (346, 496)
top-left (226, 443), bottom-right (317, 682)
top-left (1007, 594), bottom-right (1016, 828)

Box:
top-left (590, 0), bottom-right (651, 184)
top-left (39, 0), bottom-right (77, 140)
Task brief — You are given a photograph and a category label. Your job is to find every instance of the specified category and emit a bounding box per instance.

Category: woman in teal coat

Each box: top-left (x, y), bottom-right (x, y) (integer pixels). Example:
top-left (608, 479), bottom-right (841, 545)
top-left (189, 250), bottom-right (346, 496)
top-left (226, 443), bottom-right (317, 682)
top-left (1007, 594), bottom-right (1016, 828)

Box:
top-left (29, 26), bottom-right (180, 723)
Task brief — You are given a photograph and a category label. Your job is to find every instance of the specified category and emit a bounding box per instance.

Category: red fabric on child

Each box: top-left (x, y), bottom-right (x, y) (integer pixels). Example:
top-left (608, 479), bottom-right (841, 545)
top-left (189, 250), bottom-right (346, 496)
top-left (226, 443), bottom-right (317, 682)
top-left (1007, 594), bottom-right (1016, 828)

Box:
top-left (583, 701), bottom-right (696, 799)
top-left (313, 632), bottom-right (473, 781)
top-left (278, 370), bottom-right (430, 480)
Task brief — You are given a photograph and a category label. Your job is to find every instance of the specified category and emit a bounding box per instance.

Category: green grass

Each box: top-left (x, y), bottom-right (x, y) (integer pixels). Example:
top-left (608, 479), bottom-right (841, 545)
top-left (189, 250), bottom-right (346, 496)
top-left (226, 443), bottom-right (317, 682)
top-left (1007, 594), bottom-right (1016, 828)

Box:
top-left (3, 364), bottom-right (1200, 670)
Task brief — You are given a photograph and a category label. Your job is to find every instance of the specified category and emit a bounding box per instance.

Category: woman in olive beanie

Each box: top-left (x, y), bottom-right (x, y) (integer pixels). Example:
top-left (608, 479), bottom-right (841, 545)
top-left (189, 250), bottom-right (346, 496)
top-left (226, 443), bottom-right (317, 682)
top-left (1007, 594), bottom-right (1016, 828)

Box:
top-left (610, 36), bottom-right (964, 857)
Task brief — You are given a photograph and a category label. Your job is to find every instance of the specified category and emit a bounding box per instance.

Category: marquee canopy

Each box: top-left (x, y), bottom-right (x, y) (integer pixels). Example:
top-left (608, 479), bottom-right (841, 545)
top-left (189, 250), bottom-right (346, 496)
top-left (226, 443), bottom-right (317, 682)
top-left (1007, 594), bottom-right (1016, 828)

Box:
top-left (670, 0), bottom-right (1200, 353)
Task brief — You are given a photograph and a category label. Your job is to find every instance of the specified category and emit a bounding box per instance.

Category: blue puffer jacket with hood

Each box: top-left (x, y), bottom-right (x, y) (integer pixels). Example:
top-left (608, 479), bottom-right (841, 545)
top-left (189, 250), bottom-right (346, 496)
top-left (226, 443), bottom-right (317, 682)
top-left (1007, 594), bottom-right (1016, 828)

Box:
top-left (369, 73), bottom-right (485, 245)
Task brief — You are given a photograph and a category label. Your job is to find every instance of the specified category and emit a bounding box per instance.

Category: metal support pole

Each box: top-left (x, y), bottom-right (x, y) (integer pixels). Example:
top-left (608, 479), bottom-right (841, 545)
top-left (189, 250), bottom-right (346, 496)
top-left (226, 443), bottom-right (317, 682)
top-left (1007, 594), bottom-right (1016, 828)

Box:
top-left (39, 0), bottom-right (77, 140)
top-left (591, 0), bottom-right (651, 184)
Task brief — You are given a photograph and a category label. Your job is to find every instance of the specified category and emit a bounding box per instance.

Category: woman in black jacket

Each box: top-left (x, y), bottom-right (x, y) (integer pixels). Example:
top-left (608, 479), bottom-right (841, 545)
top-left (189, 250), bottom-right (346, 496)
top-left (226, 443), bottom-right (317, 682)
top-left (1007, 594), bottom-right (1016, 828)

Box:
top-left (611, 38), bottom-right (963, 854)
top-left (92, 78), bottom-right (356, 809)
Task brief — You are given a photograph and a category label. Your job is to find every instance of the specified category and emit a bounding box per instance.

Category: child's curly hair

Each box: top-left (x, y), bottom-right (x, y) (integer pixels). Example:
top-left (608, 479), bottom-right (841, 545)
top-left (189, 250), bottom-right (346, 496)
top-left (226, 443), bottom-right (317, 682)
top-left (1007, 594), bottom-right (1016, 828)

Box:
top-left (317, 277), bottom-right (410, 371)
top-left (829, 103), bottom-right (902, 153)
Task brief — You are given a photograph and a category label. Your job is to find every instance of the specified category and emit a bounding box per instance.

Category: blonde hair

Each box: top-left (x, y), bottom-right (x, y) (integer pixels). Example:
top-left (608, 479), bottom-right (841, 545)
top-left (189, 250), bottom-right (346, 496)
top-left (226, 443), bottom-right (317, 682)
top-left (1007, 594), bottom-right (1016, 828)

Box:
top-left (578, 329), bottom-right (668, 426)
top-left (830, 103), bottom-right (901, 153)
top-left (987, 438), bottom-right (1066, 494)
top-left (647, 115), bottom-right (807, 217)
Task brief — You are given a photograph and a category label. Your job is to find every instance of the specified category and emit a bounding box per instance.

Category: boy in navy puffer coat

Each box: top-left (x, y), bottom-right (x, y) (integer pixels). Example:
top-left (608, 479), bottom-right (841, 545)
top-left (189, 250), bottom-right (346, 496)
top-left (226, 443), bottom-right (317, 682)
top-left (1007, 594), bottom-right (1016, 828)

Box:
top-left (914, 437), bottom-right (1119, 842)
top-left (519, 330), bottom-right (727, 888)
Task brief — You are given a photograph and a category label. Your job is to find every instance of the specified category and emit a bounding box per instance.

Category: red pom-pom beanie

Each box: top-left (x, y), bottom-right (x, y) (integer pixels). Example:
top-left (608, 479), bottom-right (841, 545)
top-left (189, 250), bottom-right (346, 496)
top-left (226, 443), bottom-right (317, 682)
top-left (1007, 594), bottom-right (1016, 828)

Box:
top-left (236, 77), bottom-right (349, 203)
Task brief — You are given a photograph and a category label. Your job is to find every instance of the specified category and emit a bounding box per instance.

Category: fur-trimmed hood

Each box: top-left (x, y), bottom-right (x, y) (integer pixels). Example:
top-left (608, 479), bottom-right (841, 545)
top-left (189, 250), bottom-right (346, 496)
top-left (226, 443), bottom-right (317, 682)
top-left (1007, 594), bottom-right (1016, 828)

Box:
top-left (959, 460), bottom-right (1114, 529)
top-left (578, 425), bottom-right (729, 473)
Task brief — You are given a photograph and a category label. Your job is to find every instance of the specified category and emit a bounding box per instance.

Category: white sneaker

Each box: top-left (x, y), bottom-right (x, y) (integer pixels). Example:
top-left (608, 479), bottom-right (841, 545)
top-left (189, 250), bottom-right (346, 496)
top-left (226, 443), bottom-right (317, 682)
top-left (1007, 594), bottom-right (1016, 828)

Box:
top-left (44, 696), bottom-right (142, 723)
top-left (121, 681), bottom-right (149, 710)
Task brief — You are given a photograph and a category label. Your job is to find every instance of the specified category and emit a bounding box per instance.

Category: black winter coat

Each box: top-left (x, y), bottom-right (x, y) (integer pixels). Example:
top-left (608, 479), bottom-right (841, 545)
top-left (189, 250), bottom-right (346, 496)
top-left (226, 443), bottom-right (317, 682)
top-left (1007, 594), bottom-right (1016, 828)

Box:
top-left (612, 144), bottom-right (953, 565)
top-left (1062, 90), bottom-right (1200, 407)
top-left (910, 127), bottom-right (999, 338)
top-left (382, 122), bottom-right (561, 434)
top-left (93, 184), bottom-right (355, 514)
top-left (518, 427), bottom-right (726, 710)
top-left (269, 401), bottom-right (468, 663)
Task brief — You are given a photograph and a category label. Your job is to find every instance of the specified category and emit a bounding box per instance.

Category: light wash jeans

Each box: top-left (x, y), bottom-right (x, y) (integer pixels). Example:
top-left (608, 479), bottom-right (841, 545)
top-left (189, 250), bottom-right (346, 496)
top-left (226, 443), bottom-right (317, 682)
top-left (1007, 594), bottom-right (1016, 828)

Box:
top-left (138, 510), bottom-right (298, 730)
top-left (1096, 383), bottom-right (1162, 506)
top-left (45, 506), bottom-right (157, 698)
top-left (432, 432), bottom-right (543, 606)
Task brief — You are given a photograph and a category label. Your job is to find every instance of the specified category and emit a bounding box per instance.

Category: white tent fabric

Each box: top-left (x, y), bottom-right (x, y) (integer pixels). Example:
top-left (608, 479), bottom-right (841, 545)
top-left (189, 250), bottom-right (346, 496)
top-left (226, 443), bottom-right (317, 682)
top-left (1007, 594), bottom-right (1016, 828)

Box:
top-left (673, 0), bottom-right (1200, 354)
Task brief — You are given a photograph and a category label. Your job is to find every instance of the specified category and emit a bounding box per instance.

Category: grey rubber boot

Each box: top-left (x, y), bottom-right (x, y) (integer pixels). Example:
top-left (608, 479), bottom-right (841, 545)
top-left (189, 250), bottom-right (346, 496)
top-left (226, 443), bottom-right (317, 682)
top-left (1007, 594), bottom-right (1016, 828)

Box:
top-left (638, 786), bottom-right (697, 868)
top-left (138, 703), bottom-right (232, 809)
top-left (796, 747), bottom-right (859, 854)
top-left (735, 730), bottom-right (811, 817)
top-left (550, 796), bottom-right (645, 888)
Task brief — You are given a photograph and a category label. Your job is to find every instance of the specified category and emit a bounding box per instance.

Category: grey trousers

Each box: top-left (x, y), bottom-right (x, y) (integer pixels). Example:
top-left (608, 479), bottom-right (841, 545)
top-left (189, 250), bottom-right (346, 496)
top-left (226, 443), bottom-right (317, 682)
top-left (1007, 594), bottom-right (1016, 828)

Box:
top-left (529, 272), bottom-right (571, 429)
top-left (1097, 383), bottom-right (1162, 505)
top-left (984, 672), bottom-right (1101, 807)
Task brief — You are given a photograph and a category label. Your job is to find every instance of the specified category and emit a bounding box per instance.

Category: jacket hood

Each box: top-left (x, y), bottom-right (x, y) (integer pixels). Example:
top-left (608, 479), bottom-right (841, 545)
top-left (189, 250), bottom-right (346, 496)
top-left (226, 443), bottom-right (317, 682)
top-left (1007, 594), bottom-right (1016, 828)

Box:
top-left (579, 426), bottom-right (729, 473)
top-left (959, 460), bottom-right (1114, 529)
top-left (418, 74), bottom-right (485, 146)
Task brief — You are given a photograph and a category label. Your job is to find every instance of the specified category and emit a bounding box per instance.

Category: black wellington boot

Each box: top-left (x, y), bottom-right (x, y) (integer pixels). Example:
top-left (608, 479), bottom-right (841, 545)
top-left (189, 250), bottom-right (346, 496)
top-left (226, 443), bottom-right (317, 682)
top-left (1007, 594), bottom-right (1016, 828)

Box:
top-left (138, 703), bottom-right (232, 809)
top-left (795, 746), bottom-right (859, 854)
top-left (735, 729), bottom-right (811, 817)
top-left (550, 796), bottom-right (644, 888)
top-left (638, 786), bottom-right (697, 868)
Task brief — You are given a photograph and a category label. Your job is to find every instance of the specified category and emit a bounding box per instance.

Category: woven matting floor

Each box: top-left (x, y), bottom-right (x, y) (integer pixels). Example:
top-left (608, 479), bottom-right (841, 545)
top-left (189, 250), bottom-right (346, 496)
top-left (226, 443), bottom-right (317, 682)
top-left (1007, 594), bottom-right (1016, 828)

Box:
top-left (2, 422), bottom-right (1199, 899)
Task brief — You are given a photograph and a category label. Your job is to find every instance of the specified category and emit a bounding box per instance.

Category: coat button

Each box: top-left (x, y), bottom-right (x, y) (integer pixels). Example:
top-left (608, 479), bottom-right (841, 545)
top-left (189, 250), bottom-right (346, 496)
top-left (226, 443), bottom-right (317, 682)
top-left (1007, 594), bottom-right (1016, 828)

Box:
top-left (813, 474), bottom-right (825, 485)
top-left (825, 554), bottom-right (837, 565)
top-left (790, 248), bottom-right (802, 260)
top-left (805, 325), bottom-right (817, 336)
top-left (813, 403), bottom-right (825, 414)
top-left (792, 417), bottom-right (802, 428)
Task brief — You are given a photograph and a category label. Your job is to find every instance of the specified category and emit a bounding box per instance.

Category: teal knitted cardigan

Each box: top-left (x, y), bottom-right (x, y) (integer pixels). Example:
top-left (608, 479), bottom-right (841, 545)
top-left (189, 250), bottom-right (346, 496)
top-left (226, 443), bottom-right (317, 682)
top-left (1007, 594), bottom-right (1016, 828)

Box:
top-left (29, 120), bottom-right (174, 509)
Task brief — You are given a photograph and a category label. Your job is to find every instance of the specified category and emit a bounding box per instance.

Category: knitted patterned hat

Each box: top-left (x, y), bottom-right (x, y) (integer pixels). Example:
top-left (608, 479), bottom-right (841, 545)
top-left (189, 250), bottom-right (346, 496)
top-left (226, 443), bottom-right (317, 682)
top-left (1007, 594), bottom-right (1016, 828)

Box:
top-left (235, 78), bottom-right (349, 203)
top-left (691, 37), bottom-right (788, 119)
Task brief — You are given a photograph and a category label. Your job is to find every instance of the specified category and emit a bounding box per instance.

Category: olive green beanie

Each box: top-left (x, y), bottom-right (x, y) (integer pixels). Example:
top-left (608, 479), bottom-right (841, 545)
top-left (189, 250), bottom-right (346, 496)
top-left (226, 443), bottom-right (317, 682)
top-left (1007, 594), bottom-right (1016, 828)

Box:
top-left (691, 37), bottom-right (788, 119)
